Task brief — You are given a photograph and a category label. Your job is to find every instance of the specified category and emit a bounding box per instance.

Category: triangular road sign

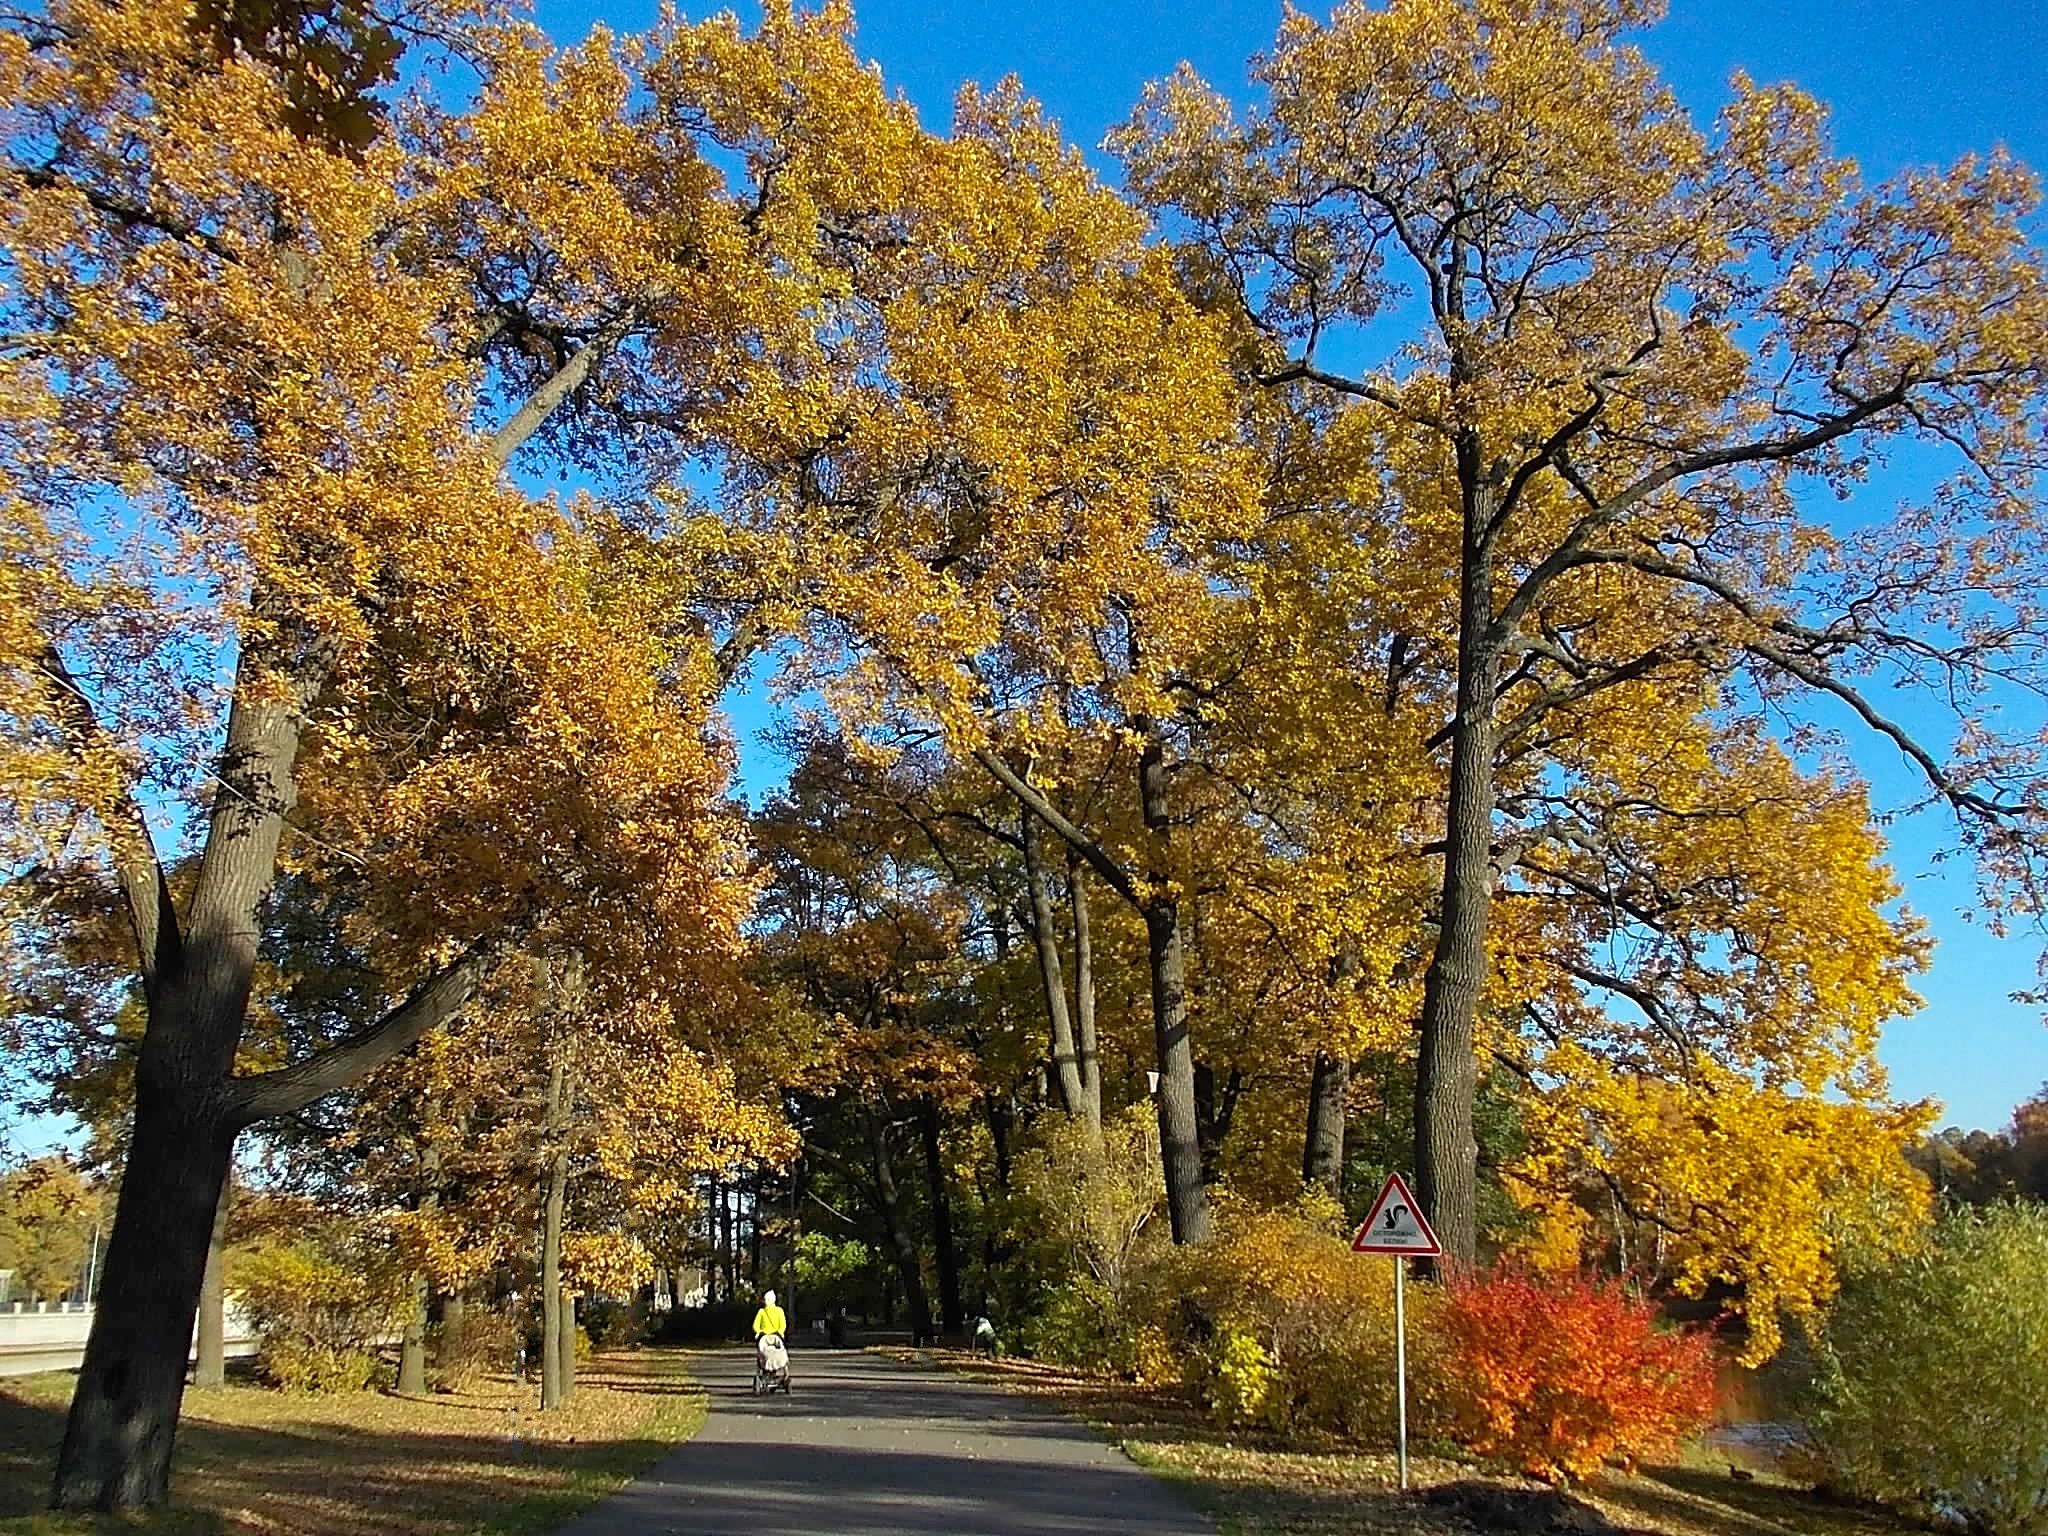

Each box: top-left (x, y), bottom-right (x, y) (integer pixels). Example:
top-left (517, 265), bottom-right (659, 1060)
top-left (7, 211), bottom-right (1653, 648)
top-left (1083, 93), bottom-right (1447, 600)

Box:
top-left (1350, 1172), bottom-right (1442, 1257)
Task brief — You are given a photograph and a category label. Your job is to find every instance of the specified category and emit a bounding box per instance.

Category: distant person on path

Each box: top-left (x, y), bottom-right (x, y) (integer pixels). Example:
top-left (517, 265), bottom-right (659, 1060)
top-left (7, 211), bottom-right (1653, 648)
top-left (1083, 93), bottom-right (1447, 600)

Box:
top-left (751, 1289), bottom-right (787, 1348)
top-left (973, 1313), bottom-right (997, 1359)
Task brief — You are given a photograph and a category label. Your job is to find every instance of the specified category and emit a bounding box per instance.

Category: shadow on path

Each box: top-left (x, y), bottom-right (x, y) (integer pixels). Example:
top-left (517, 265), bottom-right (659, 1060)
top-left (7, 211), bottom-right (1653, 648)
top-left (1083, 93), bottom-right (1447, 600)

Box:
top-left (558, 1345), bottom-right (1212, 1536)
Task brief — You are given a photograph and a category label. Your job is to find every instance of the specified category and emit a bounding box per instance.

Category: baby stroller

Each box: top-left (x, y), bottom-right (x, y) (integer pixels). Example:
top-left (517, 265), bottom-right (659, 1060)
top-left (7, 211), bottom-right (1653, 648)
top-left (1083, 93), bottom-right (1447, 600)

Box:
top-left (752, 1331), bottom-right (791, 1396)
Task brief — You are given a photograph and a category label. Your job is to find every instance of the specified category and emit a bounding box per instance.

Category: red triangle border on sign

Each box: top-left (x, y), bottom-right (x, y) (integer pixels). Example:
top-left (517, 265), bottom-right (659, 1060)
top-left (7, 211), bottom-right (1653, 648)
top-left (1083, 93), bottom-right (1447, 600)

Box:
top-left (1349, 1171), bottom-right (1443, 1257)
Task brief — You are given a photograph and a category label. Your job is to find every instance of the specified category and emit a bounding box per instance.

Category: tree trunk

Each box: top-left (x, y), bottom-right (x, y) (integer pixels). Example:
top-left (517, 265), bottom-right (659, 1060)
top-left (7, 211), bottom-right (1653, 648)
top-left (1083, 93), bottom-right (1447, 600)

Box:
top-left (1303, 1052), bottom-right (1349, 1199)
top-left (540, 1054), bottom-right (567, 1412)
top-left (1414, 485), bottom-right (1499, 1269)
top-left (54, 619), bottom-right (319, 1511)
top-left (1068, 856), bottom-right (1101, 1126)
top-left (398, 1141), bottom-right (440, 1396)
top-left (984, 1095), bottom-right (1012, 1189)
top-left (1137, 722), bottom-right (1212, 1246)
top-left (917, 1099), bottom-right (963, 1336)
top-left (720, 1182), bottom-right (736, 1300)
top-left (51, 1095), bottom-right (233, 1509)
top-left (191, 1172), bottom-right (231, 1390)
top-left (1021, 807), bottom-right (1086, 1118)
top-left (441, 1290), bottom-right (467, 1360)
top-left (863, 1110), bottom-right (934, 1343)
top-left (557, 1287), bottom-right (576, 1402)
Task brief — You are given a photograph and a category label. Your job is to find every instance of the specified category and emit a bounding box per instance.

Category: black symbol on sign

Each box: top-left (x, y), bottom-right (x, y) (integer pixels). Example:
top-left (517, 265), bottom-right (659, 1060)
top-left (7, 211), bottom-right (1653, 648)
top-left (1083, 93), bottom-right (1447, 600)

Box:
top-left (1384, 1204), bottom-right (1406, 1231)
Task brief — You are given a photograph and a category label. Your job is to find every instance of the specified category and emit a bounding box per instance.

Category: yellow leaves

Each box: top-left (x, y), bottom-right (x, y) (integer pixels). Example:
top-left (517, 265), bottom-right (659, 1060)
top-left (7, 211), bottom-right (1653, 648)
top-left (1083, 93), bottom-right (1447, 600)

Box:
top-left (1511, 1045), bottom-right (1934, 1361)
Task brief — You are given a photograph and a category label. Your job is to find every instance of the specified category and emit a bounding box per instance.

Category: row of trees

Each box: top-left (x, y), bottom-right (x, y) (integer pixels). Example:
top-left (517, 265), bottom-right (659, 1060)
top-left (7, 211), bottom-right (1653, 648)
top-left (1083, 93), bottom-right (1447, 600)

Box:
top-left (5, 0), bottom-right (2048, 1509)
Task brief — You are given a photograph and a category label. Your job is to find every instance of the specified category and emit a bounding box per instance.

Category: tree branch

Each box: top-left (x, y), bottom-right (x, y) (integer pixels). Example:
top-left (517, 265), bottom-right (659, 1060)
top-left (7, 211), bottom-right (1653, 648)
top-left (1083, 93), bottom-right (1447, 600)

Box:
top-left (224, 934), bottom-right (506, 1127)
top-left (970, 748), bottom-right (1138, 906)
top-left (32, 643), bottom-right (182, 993)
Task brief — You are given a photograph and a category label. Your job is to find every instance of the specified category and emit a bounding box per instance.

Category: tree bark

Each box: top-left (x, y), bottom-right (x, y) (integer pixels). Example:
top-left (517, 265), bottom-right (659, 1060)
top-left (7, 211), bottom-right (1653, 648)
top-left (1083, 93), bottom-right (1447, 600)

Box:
top-left (540, 1054), bottom-right (568, 1412)
top-left (863, 1110), bottom-right (933, 1344)
top-left (1137, 723), bottom-right (1212, 1245)
top-left (1303, 1053), bottom-right (1349, 1199)
top-left (398, 1140), bottom-right (440, 1396)
top-left (1414, 474), bottom-right (1500, 1269)
top-left (191, 1172), bottom-right (231, 1390)
top-left (917, 1099), bottom-right (963, 1336)
top-left (1068, 856), bottom-right (1101, 1126)
top-left (440, 1290), bottom-right (467, 1360)
top-left (51, 1097), bottom-right (233, 1509)
top-left (557, 1287), bottom-right (576, 1402)
top-left (1020, 808), bottom-right (1086, 1119)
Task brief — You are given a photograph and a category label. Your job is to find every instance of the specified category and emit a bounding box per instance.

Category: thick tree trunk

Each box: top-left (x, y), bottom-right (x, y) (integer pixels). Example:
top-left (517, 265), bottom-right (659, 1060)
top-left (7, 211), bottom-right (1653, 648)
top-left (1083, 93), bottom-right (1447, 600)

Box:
top-left (540, 1055), bottom-right (568, 1412)
top-left (863, 1110), bottom-right (934, 1344)
top-left (1021, 808), bottom-right (1086, 1118)
top-left (917, 1099), bottom-right (963, 1336)
top-left (1137, 724), bottom-right (1212, 1245)
top-left (192, 1172), bottom-right (231, 1390)
top-left (1068, 857), bottom-right (1101, 1126)
top-left (1303, 1052), bottom-right (1349, 1199)
top-left (52, 1092), bottom-right (233, 1509)
top-left (1414, 490), bottom-right (1500, 1269)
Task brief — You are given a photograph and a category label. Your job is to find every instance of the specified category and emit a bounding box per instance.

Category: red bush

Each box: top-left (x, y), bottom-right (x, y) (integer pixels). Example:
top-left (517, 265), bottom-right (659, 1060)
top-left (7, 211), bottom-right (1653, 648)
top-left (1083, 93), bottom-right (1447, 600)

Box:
top-left (1436, 1266), bottom-right (1718, 1484)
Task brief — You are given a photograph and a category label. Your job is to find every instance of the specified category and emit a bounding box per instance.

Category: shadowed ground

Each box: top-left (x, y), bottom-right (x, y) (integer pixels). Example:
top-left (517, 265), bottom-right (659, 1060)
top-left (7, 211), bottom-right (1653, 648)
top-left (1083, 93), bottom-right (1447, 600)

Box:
top-left (556, 1345), bottom-right (1214, 1536)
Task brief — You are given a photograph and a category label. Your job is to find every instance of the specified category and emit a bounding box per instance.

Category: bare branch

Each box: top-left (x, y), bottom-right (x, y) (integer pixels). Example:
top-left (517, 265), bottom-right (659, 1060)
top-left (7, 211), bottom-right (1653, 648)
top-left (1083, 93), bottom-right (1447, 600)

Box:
top-left (971, 748), bottom-right (1138, 906)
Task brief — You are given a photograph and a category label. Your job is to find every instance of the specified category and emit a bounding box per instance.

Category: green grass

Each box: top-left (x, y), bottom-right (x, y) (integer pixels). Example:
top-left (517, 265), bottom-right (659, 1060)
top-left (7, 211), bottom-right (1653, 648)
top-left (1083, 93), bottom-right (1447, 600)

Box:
top-left (0, 1351), bottom-right (705, 1536)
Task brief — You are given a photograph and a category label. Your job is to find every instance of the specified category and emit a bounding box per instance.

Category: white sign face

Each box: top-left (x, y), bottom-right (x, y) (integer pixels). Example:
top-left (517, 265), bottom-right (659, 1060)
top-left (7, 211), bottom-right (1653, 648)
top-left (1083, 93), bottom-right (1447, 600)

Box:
top-left (1350, 1172), bottom-right (1443, 1257)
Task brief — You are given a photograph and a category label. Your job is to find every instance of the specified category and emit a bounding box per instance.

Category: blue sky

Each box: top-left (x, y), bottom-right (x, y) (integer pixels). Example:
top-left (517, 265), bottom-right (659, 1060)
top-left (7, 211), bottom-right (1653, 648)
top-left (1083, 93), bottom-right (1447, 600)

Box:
top-left (539, 0), bottom-right (2048, 1133)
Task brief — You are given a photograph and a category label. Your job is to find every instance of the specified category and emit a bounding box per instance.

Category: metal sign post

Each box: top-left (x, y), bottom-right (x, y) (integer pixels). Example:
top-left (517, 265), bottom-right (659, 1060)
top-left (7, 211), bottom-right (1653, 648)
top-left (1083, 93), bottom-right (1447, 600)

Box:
top-left (1394, 1254), bottom-right (1408, 1488)
top-left (1350, 1171), bottom-right (1441, 1493)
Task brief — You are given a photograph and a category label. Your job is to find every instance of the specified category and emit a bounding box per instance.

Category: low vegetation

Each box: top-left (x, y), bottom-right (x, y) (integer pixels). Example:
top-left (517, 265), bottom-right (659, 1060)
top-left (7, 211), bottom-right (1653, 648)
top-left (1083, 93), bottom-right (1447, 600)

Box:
top-left (0, 1352), bottom-right (703, 1536)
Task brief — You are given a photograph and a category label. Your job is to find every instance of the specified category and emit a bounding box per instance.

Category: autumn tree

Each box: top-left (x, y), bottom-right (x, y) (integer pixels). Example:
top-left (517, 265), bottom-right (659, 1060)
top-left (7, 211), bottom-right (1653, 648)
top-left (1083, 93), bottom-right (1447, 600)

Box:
top-left (1118, 0), bottom-right (2048, 1261)
top-left (0, 0), bottom-right (891, 1503)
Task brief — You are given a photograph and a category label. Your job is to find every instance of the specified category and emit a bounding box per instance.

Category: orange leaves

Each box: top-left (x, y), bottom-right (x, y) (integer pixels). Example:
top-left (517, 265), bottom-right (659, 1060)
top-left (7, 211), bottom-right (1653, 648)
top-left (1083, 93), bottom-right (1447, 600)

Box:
top-left (1437, 1266), bottom-right (1719, 1484)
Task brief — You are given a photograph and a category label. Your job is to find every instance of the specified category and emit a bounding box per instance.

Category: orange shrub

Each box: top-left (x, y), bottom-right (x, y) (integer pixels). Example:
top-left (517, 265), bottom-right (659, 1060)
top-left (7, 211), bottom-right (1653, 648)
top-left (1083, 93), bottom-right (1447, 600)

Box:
top-left (1437, 1267), bottom-right (1718, 1483)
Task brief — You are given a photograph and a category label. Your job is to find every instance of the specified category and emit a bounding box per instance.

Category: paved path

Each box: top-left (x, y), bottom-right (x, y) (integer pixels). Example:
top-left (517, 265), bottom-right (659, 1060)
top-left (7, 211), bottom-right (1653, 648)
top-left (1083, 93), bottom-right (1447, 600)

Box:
top-left (559, 1344), bottom-right (1214, 1536)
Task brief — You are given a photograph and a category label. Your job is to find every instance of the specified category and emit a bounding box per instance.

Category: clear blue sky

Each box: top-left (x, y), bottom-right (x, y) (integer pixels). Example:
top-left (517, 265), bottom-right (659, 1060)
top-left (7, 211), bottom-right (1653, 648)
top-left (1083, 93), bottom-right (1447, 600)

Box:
top-left (534, 0), bottom-right (2048, 1133)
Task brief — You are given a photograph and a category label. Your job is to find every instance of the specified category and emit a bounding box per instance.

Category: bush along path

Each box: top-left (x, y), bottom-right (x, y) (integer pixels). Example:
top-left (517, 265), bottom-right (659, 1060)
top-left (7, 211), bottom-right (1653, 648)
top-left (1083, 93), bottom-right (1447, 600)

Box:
top-left (0, 1350), bottom-right (706, 1536)
top-left (908, 1348), bottom-right (1932, 1536)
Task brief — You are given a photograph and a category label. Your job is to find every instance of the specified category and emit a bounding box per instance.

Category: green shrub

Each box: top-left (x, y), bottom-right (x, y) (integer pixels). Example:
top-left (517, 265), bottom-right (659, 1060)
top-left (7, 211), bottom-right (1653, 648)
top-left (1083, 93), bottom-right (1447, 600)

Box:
top-left (262, 1341), bottom-right (381, 1394)
top-left (432, 1305), bottom-right (520, 1391)
top-left (1146, 1191), bottom-right (1433, 1441)
top-left (1803, 1202), bottom-right (2048, 1536)
top-left (230, 1221), bottom-right (412, 1394)
top-left (1019, 1274), bottom-right (1123, 1369)
top-left (581, 1295), bottom-right (643, 1350)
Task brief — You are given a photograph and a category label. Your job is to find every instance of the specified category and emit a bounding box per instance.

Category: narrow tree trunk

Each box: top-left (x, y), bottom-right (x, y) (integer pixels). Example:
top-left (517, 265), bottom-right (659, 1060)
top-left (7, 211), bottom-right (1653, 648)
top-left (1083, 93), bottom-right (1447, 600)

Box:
top-left (540, 1055), bottom-right (567, 1412)
top-left (441, 1291), bottom-right (467, 1360)
top-left (1021, 808), bottom-right (1086, 1117)
top-left (557, 1287), bottom-right (576, 1402)
top-left (1303, 1052), bottom-right (1349, 1198)
top-left (191, 1172), bottom-right (231, 1390)
top-left (720, 1183), bottom-right (736, 1299)
top-left (398, 1142), bottom-right (440, 1396)
top-left (917, 1099), bottom-right (963, 1336)
top-left (863, 1110), bottom-right (933, 1343)
top-left (1136, 723), bottom-right (1212, 1245)
top-left (1068, 856), bottom-right (1101, 1126)
top-left (704, 1176), bottom-right (720, 1305)
top-left (984, 1095), bottom-right (1013, 1189)
top-left (748, 1173), bottom-right (763, 1290)
top-left (1414, 491), bottom-right (1500, 1269)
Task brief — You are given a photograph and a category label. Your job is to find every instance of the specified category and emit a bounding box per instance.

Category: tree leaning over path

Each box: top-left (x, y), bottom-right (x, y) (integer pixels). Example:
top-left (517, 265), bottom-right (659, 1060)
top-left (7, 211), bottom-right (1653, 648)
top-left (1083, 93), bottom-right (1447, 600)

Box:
top-left (1118, 0), bottom-right (2048, 1262)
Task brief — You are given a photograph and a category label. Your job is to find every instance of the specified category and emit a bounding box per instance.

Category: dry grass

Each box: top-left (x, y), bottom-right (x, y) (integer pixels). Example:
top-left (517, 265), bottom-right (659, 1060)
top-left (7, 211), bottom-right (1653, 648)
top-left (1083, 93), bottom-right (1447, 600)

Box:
top-left (904, 1349), bottom-right (1917, 1536)
top-left (0, 1351), bottom-right (704, 1536)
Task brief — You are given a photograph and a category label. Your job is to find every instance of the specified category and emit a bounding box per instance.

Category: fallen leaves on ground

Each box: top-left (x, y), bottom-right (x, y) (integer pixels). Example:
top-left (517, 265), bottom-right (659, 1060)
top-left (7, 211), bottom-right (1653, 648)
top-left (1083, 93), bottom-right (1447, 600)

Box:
top-left (0, 1351), bottom-right (704, 1536)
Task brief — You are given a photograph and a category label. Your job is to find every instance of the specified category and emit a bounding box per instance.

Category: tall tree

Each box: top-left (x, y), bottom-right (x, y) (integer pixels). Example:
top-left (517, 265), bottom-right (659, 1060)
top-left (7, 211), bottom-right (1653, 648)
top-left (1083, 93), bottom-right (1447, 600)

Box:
top-left (1118, 0), bottom-right (2048, 1260)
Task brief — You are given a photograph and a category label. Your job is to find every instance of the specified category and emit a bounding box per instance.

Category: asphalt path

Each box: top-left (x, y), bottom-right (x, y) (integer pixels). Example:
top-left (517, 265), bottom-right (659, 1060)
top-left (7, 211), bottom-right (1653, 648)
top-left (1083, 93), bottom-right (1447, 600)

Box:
top-left (557, 1343), bottom-right (1215, 1536)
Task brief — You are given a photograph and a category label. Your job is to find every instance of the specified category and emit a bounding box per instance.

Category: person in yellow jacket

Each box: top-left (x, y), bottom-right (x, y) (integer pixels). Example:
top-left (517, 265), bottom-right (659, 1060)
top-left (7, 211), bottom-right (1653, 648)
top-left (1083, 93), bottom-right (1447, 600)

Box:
top-left (751, 1289), bottom-right (787, 1341)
